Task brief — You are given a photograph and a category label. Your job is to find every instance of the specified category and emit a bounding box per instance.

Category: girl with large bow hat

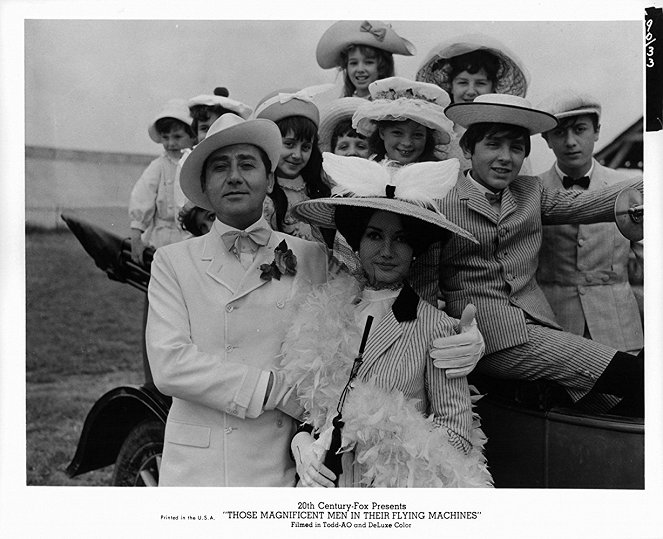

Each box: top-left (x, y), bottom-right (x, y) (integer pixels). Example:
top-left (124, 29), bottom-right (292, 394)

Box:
top-left (316, 20), bottom-right (416, 99)
top-left (278, 153), bottom-right (492, 488)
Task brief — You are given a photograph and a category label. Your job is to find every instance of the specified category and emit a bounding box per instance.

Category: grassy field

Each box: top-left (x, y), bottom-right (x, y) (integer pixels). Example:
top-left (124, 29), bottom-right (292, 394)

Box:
top-left (26, 228), bottom-right (145, 486)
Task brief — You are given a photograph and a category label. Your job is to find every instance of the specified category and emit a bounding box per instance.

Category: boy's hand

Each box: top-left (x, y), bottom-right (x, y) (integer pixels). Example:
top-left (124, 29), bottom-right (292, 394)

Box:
top-left (130, 229), bottom-right (147, 265)
top-left (430, 304), bottom-right (485, 379)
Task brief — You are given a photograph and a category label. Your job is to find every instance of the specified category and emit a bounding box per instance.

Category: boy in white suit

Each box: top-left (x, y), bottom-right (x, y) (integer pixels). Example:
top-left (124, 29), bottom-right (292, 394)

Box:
top-left (146, 113), bottom-right (330, 486)
top-left (536, 90), bottom-right (643, 354)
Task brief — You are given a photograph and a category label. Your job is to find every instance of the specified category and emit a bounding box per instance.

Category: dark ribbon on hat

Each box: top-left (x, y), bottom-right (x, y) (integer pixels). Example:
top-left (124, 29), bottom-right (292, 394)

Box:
top-left (360, 21), bottom-right (386, 42)
top-left (562, 176), bottom-right (590, 189)
top-left (485, 191), bottom-right (503, 204)
top-left (385, 185), bottom-right (396, 199)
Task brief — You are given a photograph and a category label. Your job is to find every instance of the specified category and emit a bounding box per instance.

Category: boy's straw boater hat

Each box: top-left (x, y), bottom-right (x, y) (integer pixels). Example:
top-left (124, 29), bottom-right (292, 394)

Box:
top-left (147, 98), bottom-right (193, 143)
top-left (254, 89), bottom-right (320, 127)
top-left (179, 113), bottom-right (283, 211)
top-left (415, 34), bottom-right (530, 98)
top-left (292, 152), bottom-right (477, 244)
top-left (445, 93), bottom-right (558, 135)
top-left (316, 20), bottom-right (416, 69)
top-left (352, 77), bottom-right (454, 144)
top-left (536, 89), bottom-right (602, 124)
top-left (188, 93), bottom-right (253, 120)
top-left (318, 97), bottom-right (367, 152)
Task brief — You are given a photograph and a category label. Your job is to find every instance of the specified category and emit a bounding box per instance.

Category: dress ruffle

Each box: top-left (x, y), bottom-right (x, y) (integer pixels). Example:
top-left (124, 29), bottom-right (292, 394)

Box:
top-left (279, 273), bottom-right (492, 487)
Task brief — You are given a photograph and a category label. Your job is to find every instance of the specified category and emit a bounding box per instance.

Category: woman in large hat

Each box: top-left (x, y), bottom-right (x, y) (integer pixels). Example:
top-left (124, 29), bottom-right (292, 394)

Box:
top-left (278, 153), bottom-right (492, 488)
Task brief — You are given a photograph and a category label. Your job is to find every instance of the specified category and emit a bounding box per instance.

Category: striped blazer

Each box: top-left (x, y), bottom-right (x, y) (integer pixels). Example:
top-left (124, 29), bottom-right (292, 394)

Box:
top-left (353, 283), bottom-right (473, 453)
top-left (411, 171), bottom-right (643, 355)
top-left (536, 161), bottom-right (643, 353)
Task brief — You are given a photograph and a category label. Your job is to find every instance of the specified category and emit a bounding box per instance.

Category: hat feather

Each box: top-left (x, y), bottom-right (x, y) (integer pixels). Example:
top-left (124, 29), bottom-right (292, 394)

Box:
top-left (322, 152), bottom-right (459, 206)
top-left (323, 153), bottom-right (390, 197)
top-left (392, 158), bottom-right (459, 203)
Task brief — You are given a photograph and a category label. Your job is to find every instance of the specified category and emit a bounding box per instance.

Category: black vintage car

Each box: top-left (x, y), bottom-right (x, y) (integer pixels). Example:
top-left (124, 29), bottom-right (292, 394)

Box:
top-left (62, 213), bottom-right (644, 489)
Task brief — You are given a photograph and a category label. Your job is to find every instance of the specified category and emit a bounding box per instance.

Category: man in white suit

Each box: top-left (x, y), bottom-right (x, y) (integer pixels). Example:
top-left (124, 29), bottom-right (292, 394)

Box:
top-left (146, 113), bottom-right (329, 486)
top-left (536, 90), bottom-right (643, 354)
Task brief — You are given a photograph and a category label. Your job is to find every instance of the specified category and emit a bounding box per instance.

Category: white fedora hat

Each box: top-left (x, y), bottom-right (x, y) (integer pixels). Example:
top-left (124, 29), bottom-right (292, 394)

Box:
top-left (316, 20), bottom-right (416, 69)
top-left (179, 113), bottom-right (282, 211)
top-left (445, 93), bottom-right (557, 134)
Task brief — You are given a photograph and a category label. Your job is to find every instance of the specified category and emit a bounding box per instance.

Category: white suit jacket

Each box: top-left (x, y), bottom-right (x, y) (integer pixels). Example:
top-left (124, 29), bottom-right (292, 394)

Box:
top-left (536, 160), bottom-right (643, 353)
top-left (147, 220), bottom-right (328, 486)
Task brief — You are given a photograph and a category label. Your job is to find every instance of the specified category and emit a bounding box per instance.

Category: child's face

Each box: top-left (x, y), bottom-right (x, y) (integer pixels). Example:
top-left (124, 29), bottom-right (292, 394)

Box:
top-left (467, 132), bottom-right (527, 192)
top-left (451, 69), bottom-right (494, 104)
top-left (334, 134), bottom-right (370, 158)
top-left (194, 209), bottom-right (216, 235)
top-left (197, 113), bottom-right (221, 142)
top-left (346, 47), bottom-right (379, 97)
top-left (544, 114), bottom-right (599, 175)
top-left (277, 130), bottom-right (313, 179)
top-left (160, 127), bottom-right (195, 159)
top-left (379, 120), bottom-right (427, 164)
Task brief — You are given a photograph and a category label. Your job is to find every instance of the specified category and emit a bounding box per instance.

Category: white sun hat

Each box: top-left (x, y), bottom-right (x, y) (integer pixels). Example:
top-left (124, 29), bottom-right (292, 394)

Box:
top-left (352, 77), bottom-right (454, 144)
top-left (147, 98), bottom-right (193, 143)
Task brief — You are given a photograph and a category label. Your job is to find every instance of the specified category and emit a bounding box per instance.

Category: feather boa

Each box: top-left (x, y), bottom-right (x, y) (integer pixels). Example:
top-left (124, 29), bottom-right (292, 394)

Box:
top-left (279, 273), bottom-right (492, 488)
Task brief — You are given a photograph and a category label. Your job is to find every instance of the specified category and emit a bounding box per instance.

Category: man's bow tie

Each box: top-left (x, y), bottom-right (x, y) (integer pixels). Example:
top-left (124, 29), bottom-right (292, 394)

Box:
top-left (562, 176), bottom-right (590, 189)
top-left (221, 226), bottom-right (271, 252)
top-left (485, 191), bottom-right (503, 204)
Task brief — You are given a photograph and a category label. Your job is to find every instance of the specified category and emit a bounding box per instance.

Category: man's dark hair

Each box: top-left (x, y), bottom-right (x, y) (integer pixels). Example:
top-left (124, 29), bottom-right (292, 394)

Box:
top-left (459, 122), bottom-right (531, 157)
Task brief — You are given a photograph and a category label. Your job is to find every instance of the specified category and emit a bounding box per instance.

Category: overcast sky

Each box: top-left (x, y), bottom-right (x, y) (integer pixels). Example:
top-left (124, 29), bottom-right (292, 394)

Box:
top-left (24, 17), bottom-right (643, 172)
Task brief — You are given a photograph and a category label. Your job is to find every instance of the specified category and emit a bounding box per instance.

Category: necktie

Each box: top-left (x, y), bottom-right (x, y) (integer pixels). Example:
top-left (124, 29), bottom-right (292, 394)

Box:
top-left (562, 176), bottom-right (590, 189)
top-left (221, 226), bottom-right (271, 253)
top-left (485, 191), bottom-right (502, 204)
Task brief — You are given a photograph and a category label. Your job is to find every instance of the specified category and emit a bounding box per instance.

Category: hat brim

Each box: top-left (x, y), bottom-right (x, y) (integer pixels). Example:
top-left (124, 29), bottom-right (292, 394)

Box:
top-left (292, 197), bottom-right (478, 244)
top-left (179, 119), bottom-right (282, 211)
top-left (318, 98), bottom-right (367, 152)
top-left (415, 37), bottom-right (529, 98)
top-left (445, 102), bottom-right (557, 134)
top-left (316, 20), bottom-right (415, 69)
top-left (554, 107), bottom-right (601, 121)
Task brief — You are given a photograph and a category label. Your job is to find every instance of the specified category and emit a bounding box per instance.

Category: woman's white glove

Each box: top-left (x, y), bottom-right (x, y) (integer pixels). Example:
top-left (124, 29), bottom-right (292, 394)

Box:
top-left (291, 431), bottom-right (336, 488)
top-left (430, 304), bottom-right (485, 379)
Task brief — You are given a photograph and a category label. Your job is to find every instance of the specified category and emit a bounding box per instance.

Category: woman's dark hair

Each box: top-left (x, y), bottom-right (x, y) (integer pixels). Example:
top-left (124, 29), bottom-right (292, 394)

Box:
top-left (154, 117), bottom-right (195, 139)
top-left (330, 118), bottom-right (366, 151)
top-left (340, 45), bottom-right (394, 97)
top-left (446, 50), bottom-right (500, 94)
top-left (369, 120), bottom-right (438, 162)
top-left (268, 116), bottom-right (330, 232)
top-left (459, 122), bottom-right (531, 157)
top-left (334, 206), bottom-right (450, 257)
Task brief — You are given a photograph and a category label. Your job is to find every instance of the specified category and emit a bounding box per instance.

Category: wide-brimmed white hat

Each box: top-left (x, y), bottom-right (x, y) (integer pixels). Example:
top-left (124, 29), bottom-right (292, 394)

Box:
top-left (536, 89), bottom-right (602, 124)
top-left (188, 94), bottom-right (253, 120)
top-left (254, 89), bottom-right (320, 127)
top-left (415, 34), bottom-right (529, 98)
top-left (147, 98), bottom-right (192, 143)
top-left (352, 77), bottom-right (454, 144)
top-left (316, 20), bottom-right (416, 69)
top-left (318, 97), bottom-right (367, 152)
top-left (445, 93), bottom-right (558, 134)
top-left (179, 113), bottom-right (282, 211)
top-left (292, 152), bottom-right (477, 244)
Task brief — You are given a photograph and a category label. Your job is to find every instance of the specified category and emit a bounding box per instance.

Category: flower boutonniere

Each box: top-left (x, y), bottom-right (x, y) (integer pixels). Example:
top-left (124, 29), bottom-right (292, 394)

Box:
top-left (259, 240), bottom-right (298, 281)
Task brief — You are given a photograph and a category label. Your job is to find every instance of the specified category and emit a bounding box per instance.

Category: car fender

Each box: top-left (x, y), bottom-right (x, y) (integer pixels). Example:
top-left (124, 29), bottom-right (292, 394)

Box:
top-left (66, 384), bottom-right (171, 477)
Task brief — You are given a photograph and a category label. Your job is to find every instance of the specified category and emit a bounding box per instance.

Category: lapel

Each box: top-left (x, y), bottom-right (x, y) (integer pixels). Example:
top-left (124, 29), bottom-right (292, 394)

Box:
top-left (498, 185), bottom-right (518, 223)
top-left (202, 229), bottom-right (283, 301)
top-left (456, 171), bottom-right (500, 225)
top-left (358, 284), bottom-right (419, 377)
